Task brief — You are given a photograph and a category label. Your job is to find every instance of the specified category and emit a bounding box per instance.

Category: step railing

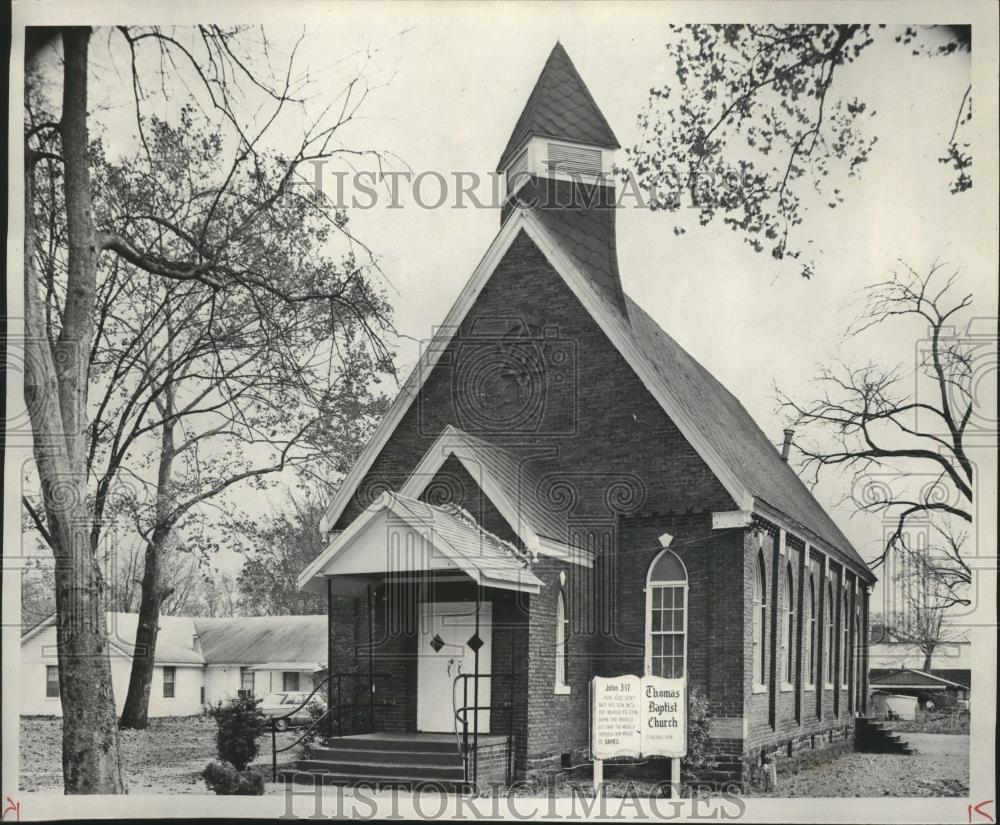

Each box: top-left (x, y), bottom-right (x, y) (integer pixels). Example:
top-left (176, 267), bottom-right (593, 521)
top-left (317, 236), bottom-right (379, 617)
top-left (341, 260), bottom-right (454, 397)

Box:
top-left (452, 672), bottom-right (514, 787)
top-left (269, 671), bottom-right (396, 781)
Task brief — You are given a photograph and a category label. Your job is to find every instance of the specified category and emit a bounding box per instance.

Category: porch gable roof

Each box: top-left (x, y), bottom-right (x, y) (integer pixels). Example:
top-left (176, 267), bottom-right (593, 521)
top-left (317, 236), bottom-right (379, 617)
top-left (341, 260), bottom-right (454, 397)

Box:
top-left (399, 425), bottom-right (592, 566)
top-left (299, 491), bottom-right (543, 595)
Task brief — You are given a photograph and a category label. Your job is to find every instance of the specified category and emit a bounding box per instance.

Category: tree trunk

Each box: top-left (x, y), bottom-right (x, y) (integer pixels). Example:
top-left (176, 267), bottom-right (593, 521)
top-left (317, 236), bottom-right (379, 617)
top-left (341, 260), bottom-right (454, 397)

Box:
top-left (22, 26), bottom-right (126, 793)
top-left (118, 531), bottom-right (168, 729)
top-left (922, 648), bottom-right (934, 673)
top-left (120, 383), bottom-right (176, 729)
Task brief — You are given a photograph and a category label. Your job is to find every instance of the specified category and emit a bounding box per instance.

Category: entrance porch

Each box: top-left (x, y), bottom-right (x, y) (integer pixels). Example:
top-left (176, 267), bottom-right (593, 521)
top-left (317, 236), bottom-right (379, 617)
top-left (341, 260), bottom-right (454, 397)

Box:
top-left (296, 490), bottom-right (542, 785)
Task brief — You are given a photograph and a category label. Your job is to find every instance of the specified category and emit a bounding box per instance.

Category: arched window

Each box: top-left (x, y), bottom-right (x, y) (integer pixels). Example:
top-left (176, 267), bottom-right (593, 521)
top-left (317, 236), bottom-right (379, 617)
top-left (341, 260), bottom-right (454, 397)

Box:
top-left (825, 580), bottom-right (835, 685)
top-left (645, 549), bottom-right (687, 678)
top-left (752, 551), bottom-right (767, 687)
top-left (806, 575), bottom-right (816, 687)
top-left (841, 588), bottom-right (850, 686)
top-left (783, 564), bottom-right (796, 685)
top-left (555, 589), bottom-right (569, 690)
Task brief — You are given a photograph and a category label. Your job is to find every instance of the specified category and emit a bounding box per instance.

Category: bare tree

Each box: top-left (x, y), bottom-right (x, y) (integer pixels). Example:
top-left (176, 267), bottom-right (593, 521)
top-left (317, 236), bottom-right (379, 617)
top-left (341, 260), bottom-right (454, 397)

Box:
top-left (777, 259), bottom-right (974, 605)
top-left (885, 536), bottom-right (962, 671)
top-left (23, 25), bottom-right (395, 790)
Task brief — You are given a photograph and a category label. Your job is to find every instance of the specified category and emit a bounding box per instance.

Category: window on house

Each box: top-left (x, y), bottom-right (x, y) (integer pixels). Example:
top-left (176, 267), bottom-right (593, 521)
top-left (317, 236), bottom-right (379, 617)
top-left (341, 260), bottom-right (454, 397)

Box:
top-left (239, 666), bottom-right (255, 698)
top-left (282, 671), bottom-right (300, 692)
top-left (806, 575), bottom-right (816, 687)
top-left (46, 665), bottom-right (59, 698)
top-left (752, 552), bottom-right (767, 687)
top-left (783, 564), bottom-right (796, 686)
top-left (555, 590), bottom-right (569, 690)
top-left (163, 666), bottom-right (176, 699)
top-left (200, 686), bottom-right (205, 705)
top-left (841, 589), bottom-right (850, 687)
top-left (646, 549), bottom-right (687, 679)
top-left (825, 581), bottom-right (835, 686)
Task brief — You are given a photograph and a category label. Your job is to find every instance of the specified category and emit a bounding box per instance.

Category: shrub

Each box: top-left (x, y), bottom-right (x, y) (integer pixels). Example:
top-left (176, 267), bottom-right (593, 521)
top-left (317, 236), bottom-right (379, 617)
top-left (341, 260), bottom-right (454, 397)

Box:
top-left (202, 761), bottom-right (265, 795)
top-left (207, 695), bottom-right (266, 771)
top-left (681, 685), bottom-right (717, 784)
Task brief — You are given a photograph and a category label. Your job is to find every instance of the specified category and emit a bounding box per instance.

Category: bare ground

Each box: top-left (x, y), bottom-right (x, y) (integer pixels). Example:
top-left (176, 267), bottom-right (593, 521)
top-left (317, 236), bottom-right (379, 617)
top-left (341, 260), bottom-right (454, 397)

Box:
top-left (751, 733), bottom-right (969, 797)
top-left (19, 716), bottom-right (299, 794)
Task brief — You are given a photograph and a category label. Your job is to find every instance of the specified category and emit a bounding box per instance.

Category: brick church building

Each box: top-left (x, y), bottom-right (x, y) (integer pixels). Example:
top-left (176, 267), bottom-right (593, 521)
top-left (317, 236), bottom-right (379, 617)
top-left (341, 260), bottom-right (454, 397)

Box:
top-left (297, 43), bottom-right (877, 788)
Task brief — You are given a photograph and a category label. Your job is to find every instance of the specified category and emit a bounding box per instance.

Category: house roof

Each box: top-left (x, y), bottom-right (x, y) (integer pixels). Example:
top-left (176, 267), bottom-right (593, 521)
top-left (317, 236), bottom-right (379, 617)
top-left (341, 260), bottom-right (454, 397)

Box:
top-left (21, 612), bottom-right (326, 668)
top-left (300, 491), bottom-right (543, 594)
top-left (193, 615), bottom-right (327, 666)
top-left (497, 42), bottom-right (620, 171)
top-left (870, 667), bottom-right (970, 690)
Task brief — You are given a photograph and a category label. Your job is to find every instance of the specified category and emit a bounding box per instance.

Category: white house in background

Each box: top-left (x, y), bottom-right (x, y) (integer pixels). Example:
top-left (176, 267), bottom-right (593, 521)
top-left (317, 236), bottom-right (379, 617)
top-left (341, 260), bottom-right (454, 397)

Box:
top-left (19, 612), bottom-right (327, 717)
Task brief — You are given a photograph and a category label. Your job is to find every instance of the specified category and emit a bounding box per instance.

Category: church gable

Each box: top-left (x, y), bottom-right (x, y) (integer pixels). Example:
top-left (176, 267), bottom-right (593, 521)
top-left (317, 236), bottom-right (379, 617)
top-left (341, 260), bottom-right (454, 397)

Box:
top-left (332, 229), bottom-right (734, 535)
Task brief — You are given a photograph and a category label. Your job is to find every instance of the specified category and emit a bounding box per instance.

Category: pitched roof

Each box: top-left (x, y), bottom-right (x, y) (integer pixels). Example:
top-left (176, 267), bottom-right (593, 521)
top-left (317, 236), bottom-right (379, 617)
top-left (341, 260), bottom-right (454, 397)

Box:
top-left (109, 613), bottom-right (204, 665)
top-left (621, 296), bottom-right (869, 573)
top-left (301, 491), bottom-right (543, 593)
top-left (194, 615), bottom-right (327, 666)
top-left (497, 43), bottom-right (620, 171)
top-left (870, 668), bottom-right (970, 690)
top-left (317, 209), bottom-right (874, 582)
top-left (21, 612), bottom-right (327, 668)
top-left (400, 424), bottom-right (574, 549)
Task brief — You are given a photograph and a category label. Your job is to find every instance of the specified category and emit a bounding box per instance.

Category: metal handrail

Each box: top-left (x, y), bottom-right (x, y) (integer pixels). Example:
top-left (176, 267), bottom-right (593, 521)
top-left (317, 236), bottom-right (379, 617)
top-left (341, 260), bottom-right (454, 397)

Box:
top-left (453, 673), bottom-right (514, 787)
top-left (269, 671), bottom-right (395, 781)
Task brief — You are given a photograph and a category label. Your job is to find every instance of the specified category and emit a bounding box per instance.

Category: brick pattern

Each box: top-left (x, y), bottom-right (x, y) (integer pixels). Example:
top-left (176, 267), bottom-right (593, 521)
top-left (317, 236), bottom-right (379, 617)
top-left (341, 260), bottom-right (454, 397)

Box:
top-left (323, 235), bottom-right (869, 786)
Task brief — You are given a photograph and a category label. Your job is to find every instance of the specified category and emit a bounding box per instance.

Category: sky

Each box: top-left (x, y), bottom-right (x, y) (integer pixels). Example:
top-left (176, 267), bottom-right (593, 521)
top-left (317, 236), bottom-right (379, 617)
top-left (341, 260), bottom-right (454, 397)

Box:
top-left (14, 6), bottom-right (996, 615)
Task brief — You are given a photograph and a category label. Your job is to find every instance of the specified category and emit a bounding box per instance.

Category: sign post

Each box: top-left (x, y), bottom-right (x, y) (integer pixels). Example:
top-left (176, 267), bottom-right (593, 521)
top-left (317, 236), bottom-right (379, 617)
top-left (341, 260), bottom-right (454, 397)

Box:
top-left (591, 675), bottom-right (687, 797)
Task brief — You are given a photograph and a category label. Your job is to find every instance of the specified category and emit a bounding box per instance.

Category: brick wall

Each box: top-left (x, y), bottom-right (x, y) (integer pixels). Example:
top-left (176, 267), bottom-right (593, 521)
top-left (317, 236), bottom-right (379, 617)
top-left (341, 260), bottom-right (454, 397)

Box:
top-left (322, 231), bottom-right (871, 784)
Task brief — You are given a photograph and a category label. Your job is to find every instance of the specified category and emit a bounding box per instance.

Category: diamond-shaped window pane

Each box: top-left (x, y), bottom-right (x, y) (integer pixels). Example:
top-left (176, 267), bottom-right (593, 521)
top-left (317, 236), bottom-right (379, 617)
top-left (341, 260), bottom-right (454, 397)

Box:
top-left (466, 632), bottom-right (484, 653)
top-left (429, 634), bottom-right (445, 652)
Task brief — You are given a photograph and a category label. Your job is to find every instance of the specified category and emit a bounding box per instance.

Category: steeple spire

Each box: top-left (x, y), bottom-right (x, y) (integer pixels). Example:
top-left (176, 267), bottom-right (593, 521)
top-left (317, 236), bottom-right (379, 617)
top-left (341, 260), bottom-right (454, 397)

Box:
top-left (496, 44), bottom-right (627, 318)
top-left (497, 43), bottom-right (619, 172)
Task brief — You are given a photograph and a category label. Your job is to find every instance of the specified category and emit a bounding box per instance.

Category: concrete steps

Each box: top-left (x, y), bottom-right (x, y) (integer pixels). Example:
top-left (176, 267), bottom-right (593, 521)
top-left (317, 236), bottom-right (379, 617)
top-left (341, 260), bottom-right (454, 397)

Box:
top-left (279, 734), bottom-right (469, 789)
top-left (855, 718), bottom-right (918, 755)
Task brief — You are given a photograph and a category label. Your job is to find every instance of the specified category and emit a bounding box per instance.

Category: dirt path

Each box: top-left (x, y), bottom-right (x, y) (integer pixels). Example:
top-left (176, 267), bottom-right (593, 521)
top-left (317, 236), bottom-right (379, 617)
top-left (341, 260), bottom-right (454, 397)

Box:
top-left (754, 733), bottom-right (969, 797)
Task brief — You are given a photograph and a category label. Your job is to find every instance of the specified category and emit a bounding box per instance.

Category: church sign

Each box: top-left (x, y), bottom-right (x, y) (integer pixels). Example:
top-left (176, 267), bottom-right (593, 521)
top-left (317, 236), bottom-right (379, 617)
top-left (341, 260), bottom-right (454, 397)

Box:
top-left (591, 675), bottom-right (687, 760)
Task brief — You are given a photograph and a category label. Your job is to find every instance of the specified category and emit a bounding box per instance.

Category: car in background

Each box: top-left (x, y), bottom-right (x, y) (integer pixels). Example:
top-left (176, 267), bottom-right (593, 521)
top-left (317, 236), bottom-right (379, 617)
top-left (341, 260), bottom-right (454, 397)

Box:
top-left (260, 691), bottom-right (325, 730)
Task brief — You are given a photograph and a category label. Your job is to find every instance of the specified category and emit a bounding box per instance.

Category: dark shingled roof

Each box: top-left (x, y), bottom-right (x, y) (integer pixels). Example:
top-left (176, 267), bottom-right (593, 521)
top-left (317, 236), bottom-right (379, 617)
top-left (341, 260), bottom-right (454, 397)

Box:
top-left (521, 204), bottom-right (870, 575)
top-left (497, 43), bottom-right (620, 171)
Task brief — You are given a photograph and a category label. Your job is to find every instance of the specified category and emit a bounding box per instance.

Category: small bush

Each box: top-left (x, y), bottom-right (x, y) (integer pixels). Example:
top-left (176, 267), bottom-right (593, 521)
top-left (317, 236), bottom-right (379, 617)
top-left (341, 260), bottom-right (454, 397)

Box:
top-left (681, 685), bottom-right (717, 784)
top-left (202, 761), bottom-right (265, 795)
top-left (207, 695), bottom-right (266, 771)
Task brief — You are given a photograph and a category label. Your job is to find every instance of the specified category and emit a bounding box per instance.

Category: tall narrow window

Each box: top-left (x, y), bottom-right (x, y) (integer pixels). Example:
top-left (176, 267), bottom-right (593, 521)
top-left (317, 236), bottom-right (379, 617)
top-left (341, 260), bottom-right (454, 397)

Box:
top-left (239, 666), bottom-right (255, 698)
top-left (841, 589), bottom-right (850, 687)
top-left (646, 549), bottom-right (687, 679)
top-left (806, 575), bottom-right (816, 687)
top-left (46, 665), bottom-right (59, 698)
top-left (163, 666), bottom-right (176, 699)
top-left (752, 552), bottom-right (767, 687)
top-left (825, 581), bottom-right (835, 686)
top-left (783, 564), bottom-right (796, 685)
top-left (555, 590), bottom-right (569, 691)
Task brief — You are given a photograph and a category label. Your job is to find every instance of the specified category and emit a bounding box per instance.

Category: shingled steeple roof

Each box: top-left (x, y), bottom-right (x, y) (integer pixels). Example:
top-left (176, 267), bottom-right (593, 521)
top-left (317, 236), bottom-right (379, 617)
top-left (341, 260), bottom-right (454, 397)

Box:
top-left (496, 42), bottom-right (620, 171)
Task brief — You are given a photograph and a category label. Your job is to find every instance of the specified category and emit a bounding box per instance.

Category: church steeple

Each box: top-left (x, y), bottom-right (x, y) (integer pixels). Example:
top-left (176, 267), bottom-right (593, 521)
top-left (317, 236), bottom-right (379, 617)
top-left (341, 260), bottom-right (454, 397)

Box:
top-left (497, 44), bottom-right (627, 317)
top-left (497, 42), bottom-right (619, 174)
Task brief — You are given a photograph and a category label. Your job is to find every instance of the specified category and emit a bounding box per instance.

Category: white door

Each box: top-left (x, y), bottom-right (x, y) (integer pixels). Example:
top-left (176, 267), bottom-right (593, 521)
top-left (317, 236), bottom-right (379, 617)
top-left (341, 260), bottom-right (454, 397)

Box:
top-left (417, 601), bottom-right (491, 733)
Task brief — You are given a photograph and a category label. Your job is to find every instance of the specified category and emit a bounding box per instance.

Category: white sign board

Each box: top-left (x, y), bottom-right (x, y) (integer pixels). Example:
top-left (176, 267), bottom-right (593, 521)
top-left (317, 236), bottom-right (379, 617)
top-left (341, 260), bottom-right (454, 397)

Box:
top-left (591, 675), bottom-right (687, 760)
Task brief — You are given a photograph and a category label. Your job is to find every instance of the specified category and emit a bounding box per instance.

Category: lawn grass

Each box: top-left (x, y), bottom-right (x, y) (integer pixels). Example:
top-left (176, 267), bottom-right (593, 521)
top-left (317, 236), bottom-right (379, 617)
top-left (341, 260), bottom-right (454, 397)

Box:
top-left (19, 715), bottom-right (299, 794)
